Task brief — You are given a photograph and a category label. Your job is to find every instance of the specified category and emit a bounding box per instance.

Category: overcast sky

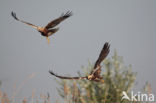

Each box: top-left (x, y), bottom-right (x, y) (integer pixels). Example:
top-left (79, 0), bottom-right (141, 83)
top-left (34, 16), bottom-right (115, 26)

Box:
top-left (0, 0), bottom-right (156, 102)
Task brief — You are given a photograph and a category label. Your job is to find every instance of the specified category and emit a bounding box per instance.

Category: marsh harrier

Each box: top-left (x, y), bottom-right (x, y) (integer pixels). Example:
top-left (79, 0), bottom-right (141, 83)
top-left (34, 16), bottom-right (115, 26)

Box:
top-left (49, 42), bottom-right (110, 83)
top-left (11, 11), bottom-right (72, 44)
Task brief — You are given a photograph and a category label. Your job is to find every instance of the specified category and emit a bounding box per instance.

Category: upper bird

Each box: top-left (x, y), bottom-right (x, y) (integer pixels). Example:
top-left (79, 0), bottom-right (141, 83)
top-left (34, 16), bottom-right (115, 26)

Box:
top-left (49, 42), bottom-right (110, 83)
top-left (11, 11), bottom-right (72, 44)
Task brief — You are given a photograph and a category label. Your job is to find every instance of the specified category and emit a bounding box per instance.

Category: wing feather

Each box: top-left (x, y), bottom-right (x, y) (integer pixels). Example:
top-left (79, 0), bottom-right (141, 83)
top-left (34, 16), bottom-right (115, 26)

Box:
top-left (90, 42), bottom-right (110, 74)
top-left (45, 11), bottom-right (72, 29)
top-left (94, 42), bottom-right (110, 69)
top-left (11, 11), bottom-right (38, 29)
top-left (49, 70), bottom-right (86, 80)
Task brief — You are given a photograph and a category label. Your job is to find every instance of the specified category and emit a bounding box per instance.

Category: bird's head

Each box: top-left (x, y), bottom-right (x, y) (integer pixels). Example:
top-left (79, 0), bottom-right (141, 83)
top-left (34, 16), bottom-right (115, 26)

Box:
top-left (87, 75), bottom-right (93, 80)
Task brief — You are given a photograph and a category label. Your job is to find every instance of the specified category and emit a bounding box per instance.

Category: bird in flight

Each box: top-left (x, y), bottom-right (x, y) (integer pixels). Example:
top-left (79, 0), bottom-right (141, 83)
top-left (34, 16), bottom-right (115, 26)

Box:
top-left (11, 11), bottom-right (72, 44)
top-left (49, 42), bottom-right (110, 83)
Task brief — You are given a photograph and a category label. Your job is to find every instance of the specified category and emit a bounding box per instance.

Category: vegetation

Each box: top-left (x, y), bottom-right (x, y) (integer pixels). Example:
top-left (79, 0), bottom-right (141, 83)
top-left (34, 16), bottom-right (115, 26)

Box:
top-left (56, 51), bottom-right (151, 103)
top-left (0, 90), bottom-right (50, 103)
top-left (0, 52), bottom-right (152, 103)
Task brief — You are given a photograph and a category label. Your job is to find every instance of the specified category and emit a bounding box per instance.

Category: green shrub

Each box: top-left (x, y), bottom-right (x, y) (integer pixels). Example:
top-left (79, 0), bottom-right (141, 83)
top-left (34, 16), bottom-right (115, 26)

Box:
top-left (56, 51), bottom-right (150, 103)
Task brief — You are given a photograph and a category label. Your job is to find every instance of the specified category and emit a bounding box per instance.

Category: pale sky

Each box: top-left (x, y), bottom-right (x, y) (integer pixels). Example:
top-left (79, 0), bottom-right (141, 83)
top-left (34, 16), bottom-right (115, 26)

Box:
top-left (0, 0), bottom-right (156, 102)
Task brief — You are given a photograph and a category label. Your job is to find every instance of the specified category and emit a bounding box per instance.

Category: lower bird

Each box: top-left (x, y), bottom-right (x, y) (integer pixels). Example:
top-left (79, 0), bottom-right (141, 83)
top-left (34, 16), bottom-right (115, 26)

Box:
top-left (11, 11), bottom-right (72, 44)
top-left (49, 42), bottom-right (110, 83)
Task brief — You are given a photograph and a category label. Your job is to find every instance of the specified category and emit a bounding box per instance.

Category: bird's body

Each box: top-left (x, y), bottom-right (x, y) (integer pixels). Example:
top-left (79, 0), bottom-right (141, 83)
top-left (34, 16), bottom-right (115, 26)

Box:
top-left (86, 65), bottom-right (103, 82)
top-left (11, 11), bottom-right (72, 44)
top-left (49, 42), bottom-right (110, 83)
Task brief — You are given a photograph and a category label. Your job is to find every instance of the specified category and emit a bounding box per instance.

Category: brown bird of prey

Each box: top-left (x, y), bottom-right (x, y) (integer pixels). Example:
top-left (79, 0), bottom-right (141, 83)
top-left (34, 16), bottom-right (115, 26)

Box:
top-left (49, 42), bottom-right (110, 83)
top-left (11, 11), bottom-right (72, 44)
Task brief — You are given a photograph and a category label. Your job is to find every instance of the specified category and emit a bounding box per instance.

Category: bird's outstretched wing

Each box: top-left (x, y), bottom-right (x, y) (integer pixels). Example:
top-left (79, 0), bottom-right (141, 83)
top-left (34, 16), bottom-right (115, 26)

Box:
top-left (90, 42), bottom-right (110, 74)
top-left (45, 11), bottom-right (72, 29)
top-left (11, 11), bottom-right (38, 29)
top-left (49, 70), bottom-right (86, 80)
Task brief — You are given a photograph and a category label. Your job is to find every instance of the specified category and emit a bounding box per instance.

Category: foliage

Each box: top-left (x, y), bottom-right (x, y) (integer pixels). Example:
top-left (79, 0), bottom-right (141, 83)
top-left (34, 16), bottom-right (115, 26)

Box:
top-left (56, 51), bottom-right (150, 103)
top-left (0, 90), bottom-right (51, 103)
top-left (0, 52), bottom-right (152, 103)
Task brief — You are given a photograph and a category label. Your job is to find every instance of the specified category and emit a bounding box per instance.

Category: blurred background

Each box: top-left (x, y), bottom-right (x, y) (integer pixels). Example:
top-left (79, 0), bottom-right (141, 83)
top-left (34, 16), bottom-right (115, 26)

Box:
top-left (0, 0), bottom-right (156, 102)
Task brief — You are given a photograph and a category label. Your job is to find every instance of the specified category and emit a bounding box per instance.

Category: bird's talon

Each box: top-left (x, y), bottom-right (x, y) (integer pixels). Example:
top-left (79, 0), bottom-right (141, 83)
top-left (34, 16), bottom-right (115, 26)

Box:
top-left (46, 37), bottom-right (50, 44)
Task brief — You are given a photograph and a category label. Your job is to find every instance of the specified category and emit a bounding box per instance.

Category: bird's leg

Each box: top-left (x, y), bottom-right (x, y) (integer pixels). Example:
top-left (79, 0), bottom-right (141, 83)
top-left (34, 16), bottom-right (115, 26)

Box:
top-left (94, 78), bottom-right (104, 83)
top-left (46, 37), bottom-right (50, 44)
